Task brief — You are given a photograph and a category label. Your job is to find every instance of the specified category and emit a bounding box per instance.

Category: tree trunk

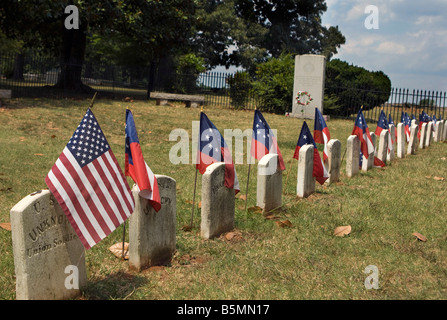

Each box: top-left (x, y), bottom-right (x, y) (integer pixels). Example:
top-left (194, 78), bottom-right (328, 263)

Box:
top-left (13, 53), bottom-right (25, 81)
top-left (55, 20), bottom-right (92, 92)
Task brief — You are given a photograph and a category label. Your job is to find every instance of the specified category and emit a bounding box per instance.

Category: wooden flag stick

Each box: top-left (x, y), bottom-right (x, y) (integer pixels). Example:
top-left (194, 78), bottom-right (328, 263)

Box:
top-left (189, 167), bottom-right (199, 229)
top-left (121, 220), bottom-right (126, 260)
top-left (89, 91), bottom-right (98, 109)
top-left (283, 157), bottom-right (295, 195)
top-left (246, 106), bottom-right (255, 211)
top-left (244, 164), bottom-right (251, 212)
top-left (189, 107), bottom-right (202, 229)
top-left (340, 146), bottom-right (347, 166)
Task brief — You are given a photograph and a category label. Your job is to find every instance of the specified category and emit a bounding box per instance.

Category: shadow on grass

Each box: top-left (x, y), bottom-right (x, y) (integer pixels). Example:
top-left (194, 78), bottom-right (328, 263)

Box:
top-left (1, 85), bottom-right (148, 110)
top-left (82, 270), bottom-right (148, 300)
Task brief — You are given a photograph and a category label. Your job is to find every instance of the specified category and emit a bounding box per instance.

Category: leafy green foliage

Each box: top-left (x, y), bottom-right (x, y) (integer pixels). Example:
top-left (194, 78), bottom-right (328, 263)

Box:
top-left (234, 0), bottom-right (345, 60)
top-left (193, 0), bottom-right (268, 71)
top-left (227, 71), bottom-right (252, 109)
top-left (252, 53), bottom-right (294, 114)
top-left (325, 59), bottom-right (392, 116)
top-left (174, 53), bottom-right (206, 94)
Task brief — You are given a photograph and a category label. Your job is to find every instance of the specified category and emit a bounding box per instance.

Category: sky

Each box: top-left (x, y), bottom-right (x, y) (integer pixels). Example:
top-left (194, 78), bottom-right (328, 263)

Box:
top-left (321, 0), bottom-right (447, 92)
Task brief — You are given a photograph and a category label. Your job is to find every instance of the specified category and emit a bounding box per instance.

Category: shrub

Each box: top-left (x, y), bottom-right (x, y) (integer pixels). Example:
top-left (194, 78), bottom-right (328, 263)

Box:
top-left (324, 59), bottom-right (391, 116)
top-left (175, 53), bottom-right (206, 94)
top-left (252, 53), bottom-right (294, 114)
top-left (227, 71), bottom-right (252, 109)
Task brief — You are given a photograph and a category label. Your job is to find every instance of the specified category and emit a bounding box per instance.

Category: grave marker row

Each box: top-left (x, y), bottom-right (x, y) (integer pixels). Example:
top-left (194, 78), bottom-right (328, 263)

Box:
top-left (10, 116), bottom-right (445, 299)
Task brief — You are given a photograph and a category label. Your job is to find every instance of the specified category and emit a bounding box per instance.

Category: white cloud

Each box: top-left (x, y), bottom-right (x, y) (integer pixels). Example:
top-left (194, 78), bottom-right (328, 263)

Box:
top-left (375, 41), bottom-right (406, 55)
top-left (322, 0), bottom-right (447, 91)
top-left (345, 4), bottom-right (365, 21)
top-left (415, 15), bottom-right (443, 25)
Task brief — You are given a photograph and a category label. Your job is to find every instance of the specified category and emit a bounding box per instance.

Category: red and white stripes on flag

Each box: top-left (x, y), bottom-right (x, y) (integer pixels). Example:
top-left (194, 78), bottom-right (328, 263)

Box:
top-left (45, 108), bottom-right (134, 250)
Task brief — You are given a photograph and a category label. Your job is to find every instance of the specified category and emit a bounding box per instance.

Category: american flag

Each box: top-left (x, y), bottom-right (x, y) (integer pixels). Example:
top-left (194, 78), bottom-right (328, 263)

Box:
top-left (45, 108), bottom-right (135, 250)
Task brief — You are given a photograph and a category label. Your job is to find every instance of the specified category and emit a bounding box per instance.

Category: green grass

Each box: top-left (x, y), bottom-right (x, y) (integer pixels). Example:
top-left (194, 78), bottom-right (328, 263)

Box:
top-left (1, 97), bottom-right (446, 300)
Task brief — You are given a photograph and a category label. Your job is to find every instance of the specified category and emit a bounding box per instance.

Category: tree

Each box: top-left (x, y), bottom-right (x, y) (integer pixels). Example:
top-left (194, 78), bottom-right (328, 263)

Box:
top-left (0, 0), bottom-right (196, 92)
top-left (234, 0), bottom-right (345, 59)
top-left (324, 59), bottom-right (392, 116)
top-left (252, 53), bottom-right (294, 114)
top-left (193, 0), bottom-right (268, 72)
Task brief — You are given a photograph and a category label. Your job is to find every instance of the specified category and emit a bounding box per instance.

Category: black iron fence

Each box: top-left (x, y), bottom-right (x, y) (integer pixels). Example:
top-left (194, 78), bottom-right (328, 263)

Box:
top-left (324, 86), bottom-right (446, 122)
top-left (1, 53), bottom-right (445, 123)
top-left (0, 53), bottom-right (150, 99)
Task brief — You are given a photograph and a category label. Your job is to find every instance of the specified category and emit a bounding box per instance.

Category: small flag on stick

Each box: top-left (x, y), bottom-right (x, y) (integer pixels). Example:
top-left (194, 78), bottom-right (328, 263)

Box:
top-left (45, 108), bottom-right (135, 250)
top-left (293, 121), bottom-right (328, 185)
top-left (125, 108), bottom-right (161, 212)
top-left (314, 108), bottom-right (331, 163)
top-left (250, 109), bottom-right (285, 171)
top-left (196, 112), bottom-right (240, 194)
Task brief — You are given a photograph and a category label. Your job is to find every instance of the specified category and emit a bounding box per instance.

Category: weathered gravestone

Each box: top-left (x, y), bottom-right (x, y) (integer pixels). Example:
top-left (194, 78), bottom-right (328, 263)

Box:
top-left (296, 145), bottom-right (315, 198)
top-left (291, 54), bottom-right (326, 119)
top-left (387, 124), bottom-right (395, 162)
top-left (433, 120), bottom-right (444, 142)
top-left (408, 124), bottom-right (419, 155)
top-left (362, 133), bottom-right (376, 172)
top-left (377, 130), bottom-right (389, 165)
top-left (434, 120), bottom-right (443, 142)
top-left (396, 123), bottom-right (405, 159)
top-left (326, 139), bottom-right (341, 184)
top-left (425, 122), bottom-right (433, 147)
top-left (129, 175), bottom-right (176, 272)
top-left (256, 154), bottom-right (282, 214)
top-left (443, 120), bottom-right (447, 141)
top-left (419, 123), bottom-right (427, 149)
top-left (346, 135), bottom-right (360, 178)
top-left (10, 190), bottom-right (87, 300)
top-left (201, 162), bottom-right (235, 239)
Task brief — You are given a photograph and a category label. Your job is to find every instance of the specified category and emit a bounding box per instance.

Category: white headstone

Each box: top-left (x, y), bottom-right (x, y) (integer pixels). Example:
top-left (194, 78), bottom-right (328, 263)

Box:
top-left (326, 139), bottom-right (341, 184)
top-left (396, 123), bottom-right (405, 158)
top-left (408, 124), bottom-right (418, 155)
top-left (377, 130), bottom-right (389, 165)
top-left (296, 145), bottom-right (315, 197)
top-left (435, 120), bottom-right (445, 142)
top-left (291, 54), bottom-right (326, 119)
top-left (362, 133), bottom-right (376, 172)
top-left (256, 154), bottom-right (282, 214)
top-left (425, 122), bottom-right (433, 147)
top-left (129, 175), bottom-right (176, 272)
top-left (10, 190), bottom-right (87, 300)
top-left (387, 124), bottom-right (395, 162)
top-left (346, 135), bottom-right (360, 178)
top-left (419, 123), bottom-right (427, 149)
top-left (201, 162), bottom-right (235, 239)
top-left (443, 120), bottom-right (447, 141)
